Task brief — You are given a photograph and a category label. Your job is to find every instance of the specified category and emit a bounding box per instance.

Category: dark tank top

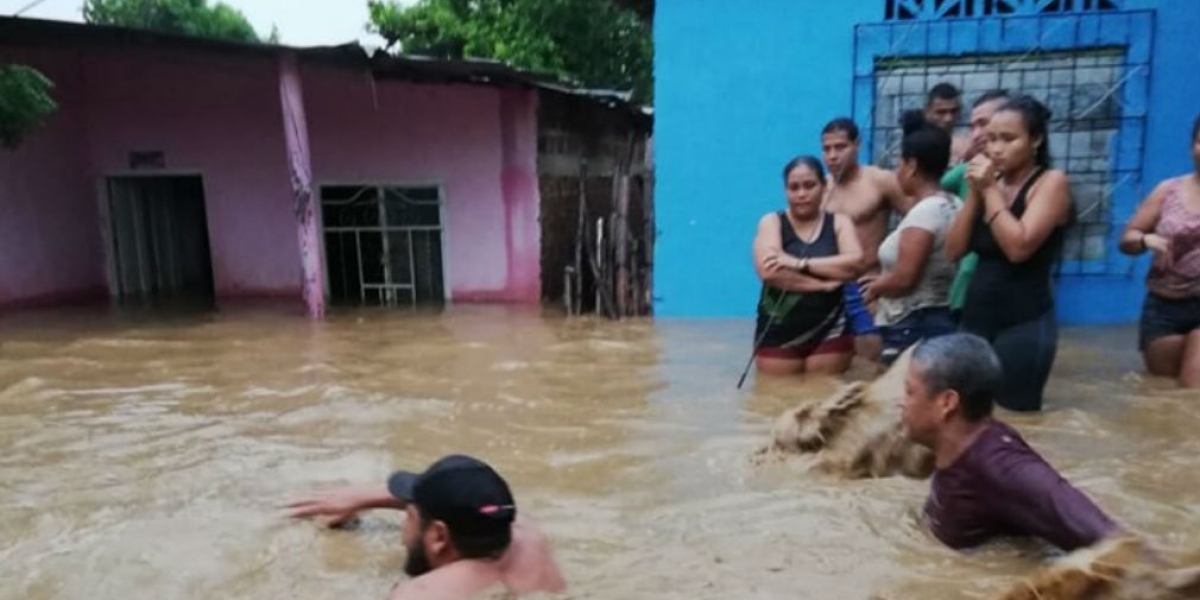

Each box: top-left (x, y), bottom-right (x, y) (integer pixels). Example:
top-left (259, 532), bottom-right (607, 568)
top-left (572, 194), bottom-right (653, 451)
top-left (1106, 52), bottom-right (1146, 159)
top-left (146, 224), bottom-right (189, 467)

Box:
top-left (758, 211), bottom-right (842, 325)
top-left (964, 168), bottom-right (1072, 329)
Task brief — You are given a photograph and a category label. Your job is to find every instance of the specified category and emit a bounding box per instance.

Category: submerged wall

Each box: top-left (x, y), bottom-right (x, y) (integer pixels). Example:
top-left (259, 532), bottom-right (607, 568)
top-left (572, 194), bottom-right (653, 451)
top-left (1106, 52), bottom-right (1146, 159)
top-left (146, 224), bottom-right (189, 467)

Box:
top-left (302, 68), bottom-right (541, 303)
top-left (0, 47), bottom-right (105, 308)
top-left (0, 38), bottom-right (543, 309)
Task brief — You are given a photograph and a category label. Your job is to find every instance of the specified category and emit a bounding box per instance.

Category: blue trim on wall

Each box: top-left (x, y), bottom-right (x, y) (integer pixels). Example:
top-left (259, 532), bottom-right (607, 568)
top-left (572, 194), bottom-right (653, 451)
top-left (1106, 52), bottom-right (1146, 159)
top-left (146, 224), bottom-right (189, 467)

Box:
top-left (652, 0), bottom-right (882, 318)
top-left (852, 11), bottom-right (1154, 326)
top-left (653, 0), bottom-right (1200, 323)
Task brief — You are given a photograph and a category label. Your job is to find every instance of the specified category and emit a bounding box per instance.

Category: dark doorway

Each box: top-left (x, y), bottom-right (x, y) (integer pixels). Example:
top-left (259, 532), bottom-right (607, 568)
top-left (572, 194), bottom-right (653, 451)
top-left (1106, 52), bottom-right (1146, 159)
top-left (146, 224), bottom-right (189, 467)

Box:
top-left (105, 176), bottom-right (216, 307)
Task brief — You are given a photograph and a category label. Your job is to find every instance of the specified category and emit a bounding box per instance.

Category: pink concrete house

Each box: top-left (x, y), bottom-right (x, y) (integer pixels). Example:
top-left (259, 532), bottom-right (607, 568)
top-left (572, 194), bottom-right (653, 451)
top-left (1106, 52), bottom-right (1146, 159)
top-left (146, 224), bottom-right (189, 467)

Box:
top-left (0, 17), bottom-right (647, 317)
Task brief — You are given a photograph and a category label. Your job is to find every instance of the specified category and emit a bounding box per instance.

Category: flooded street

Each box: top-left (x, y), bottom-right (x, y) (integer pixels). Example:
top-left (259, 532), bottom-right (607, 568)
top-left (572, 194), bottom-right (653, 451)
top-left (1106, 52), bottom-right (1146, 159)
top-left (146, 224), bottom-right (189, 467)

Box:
top-left (1, 305), bottom-right (1198, 600)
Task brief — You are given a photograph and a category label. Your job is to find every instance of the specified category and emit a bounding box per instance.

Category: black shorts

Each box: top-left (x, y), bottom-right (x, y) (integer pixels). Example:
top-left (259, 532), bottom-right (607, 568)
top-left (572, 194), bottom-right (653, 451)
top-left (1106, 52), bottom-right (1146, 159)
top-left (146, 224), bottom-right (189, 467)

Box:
top-left (1139, 292), bottom-right (1200, 351)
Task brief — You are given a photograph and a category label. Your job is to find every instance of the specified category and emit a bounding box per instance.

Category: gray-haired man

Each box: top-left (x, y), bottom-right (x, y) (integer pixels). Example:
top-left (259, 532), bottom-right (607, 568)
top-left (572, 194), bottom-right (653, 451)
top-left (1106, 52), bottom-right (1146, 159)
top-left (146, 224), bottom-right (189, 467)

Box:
top-left (901, 333), bottom-right (1122, 551)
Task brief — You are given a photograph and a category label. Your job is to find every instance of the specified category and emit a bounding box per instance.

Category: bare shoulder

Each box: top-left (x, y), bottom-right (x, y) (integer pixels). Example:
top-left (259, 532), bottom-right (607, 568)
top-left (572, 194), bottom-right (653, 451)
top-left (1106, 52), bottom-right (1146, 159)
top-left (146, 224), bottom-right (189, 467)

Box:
top-left (865, 165), bottom-right (906, 207)
top-left (513, 514), bottom-right (549, 542)
top-left (1030, 169), bottom-right (1072, 200)
top-left (388, 560), bottom-right (500, 600)
top-left (1040, 168), bottom-right (1070, 185)
top-left (1128, 177), bottom-right (1180, 213)
top-left (758, 211), bottom-right (781, 227)
top-left (500, 515), bottom-right (567, 594)
top-left (831, 212), bottom-right (856, 232)
top-left (864, 165), bottom-right (899, 186)
top-left (386, 575), bottom-right (433, 600)
top-left (509, 515), bottom-right (557, 564)
top-left (1149, 176), bottom-right (1186, 199)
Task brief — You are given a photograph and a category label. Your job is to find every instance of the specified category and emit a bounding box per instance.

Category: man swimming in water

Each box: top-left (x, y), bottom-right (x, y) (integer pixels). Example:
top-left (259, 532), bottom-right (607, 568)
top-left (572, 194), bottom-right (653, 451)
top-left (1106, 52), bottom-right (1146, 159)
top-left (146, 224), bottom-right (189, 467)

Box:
top-left (287, 454), bottom-right (566, 600)
top-left (901, 333), bottom-right (1121, 552)
top-left (821, 117), bottom-right (912, 361)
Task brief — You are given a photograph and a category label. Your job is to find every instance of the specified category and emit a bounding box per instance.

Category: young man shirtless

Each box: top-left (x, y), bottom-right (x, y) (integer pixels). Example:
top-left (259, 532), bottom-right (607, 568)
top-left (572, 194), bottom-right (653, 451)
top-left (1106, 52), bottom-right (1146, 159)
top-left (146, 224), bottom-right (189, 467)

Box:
top-left (821, 118), bottom-right (912, 361)
top-left (287, 455), bottom-right (567, 600)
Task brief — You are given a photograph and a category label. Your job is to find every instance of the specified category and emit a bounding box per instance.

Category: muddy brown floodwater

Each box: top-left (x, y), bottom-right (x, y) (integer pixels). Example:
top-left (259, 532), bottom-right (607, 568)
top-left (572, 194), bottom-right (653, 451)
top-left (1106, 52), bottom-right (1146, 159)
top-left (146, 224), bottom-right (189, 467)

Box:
top-left (1, 304), bottom-right (1198, 600)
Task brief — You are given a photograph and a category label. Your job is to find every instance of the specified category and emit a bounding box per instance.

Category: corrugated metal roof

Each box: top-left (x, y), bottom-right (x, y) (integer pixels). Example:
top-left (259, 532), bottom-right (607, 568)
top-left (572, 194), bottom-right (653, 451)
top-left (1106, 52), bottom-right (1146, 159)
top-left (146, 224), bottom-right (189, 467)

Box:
top-left (0, 15), bottom-right (650, 123)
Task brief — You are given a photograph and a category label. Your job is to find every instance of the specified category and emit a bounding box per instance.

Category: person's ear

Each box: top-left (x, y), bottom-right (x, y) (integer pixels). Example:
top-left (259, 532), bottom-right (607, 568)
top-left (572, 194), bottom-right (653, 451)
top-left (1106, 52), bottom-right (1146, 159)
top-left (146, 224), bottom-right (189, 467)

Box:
top-left (935, 389), bottom-right (961, 422)
top-left (425, 520), bottom-right (452, 557)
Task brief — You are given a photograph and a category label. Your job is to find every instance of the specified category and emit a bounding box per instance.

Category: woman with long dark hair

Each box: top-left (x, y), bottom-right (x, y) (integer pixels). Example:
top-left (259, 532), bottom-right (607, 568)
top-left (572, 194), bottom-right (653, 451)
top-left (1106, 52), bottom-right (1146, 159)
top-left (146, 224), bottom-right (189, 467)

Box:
top-left (752, 156), bottom-right (864, 376)
top-left (945, 95), bottom-right (1075, 411)
top-left (1118, 113), bottom-right (1200, 388)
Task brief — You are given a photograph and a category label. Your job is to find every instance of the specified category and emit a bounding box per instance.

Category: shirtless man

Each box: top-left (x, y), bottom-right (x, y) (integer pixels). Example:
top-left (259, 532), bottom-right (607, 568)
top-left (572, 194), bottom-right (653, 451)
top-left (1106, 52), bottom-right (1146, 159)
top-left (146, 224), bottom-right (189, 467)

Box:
top-left (923, 82), bottom-right (971, 163)
top-left (287, 454), bottom-right (567, 600)
top-left (820, 117), bottom-right (911, 361)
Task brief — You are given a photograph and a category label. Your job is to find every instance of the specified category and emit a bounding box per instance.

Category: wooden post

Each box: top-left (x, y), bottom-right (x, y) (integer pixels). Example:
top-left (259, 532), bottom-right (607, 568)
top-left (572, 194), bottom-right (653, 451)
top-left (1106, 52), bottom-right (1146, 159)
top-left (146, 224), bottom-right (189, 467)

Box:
top-left (586, 215), bottom-right (617, 319)
top-left (595, 216), bottom-right (604, 315)
top-left (572, 162), bottom-right (588, 316)
top-left (642, 137), bottom-right (655, 316)
top-left (629, 239), bottom-right (641, 318)
top-left (614, 171), bottom-right (630, 317)
top-left (563, 265), bottom-right (574, 315)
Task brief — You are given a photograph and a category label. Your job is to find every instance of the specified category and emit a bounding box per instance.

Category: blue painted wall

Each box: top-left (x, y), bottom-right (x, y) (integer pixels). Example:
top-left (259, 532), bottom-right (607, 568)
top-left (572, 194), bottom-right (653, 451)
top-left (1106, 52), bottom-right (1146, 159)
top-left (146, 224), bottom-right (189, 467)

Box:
top-left (654, 0), bottom-right (1200, 323)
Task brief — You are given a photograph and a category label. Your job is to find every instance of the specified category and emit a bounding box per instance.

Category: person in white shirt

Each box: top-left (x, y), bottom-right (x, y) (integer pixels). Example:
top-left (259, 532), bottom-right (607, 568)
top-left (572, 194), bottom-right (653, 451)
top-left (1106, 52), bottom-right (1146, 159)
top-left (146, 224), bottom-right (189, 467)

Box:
top-left (861, 111), bottom-right (961, 364)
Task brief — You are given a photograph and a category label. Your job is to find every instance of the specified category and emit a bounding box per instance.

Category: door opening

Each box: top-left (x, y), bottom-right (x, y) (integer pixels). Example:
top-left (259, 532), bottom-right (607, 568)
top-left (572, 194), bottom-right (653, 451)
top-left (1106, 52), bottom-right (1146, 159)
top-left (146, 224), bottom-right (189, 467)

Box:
top-left (105, 176), bottom-right (216, 307)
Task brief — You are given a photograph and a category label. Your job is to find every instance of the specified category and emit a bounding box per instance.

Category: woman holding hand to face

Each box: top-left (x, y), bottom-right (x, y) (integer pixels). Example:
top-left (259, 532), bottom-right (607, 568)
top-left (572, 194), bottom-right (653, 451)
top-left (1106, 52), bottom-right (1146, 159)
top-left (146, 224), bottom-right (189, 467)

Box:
top-left (944, 95), bottom-right (1075, 412)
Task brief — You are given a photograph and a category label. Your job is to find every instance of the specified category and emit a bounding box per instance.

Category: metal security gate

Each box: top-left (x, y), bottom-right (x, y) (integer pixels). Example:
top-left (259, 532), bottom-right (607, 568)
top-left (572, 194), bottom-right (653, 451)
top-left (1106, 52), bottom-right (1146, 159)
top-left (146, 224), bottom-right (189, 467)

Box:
top-left (320, 185), bottom-right (446, 307)
top-left (852, 5), bottom-right (1154, 277)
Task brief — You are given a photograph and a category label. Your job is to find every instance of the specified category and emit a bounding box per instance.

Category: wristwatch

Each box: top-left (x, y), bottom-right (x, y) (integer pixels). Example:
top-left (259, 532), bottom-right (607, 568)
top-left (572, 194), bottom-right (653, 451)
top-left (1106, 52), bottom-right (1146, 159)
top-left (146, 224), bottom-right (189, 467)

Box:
top-left (798, 258), bottom-right (811, 274)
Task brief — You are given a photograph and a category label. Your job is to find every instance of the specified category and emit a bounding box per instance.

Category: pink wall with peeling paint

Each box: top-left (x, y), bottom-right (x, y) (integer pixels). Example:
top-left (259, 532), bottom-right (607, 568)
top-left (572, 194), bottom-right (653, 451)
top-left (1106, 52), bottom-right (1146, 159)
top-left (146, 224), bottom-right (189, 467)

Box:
top-left (0, 48), bottom-right (105, 308)
top-left (301, 65), bottom-right (540, 302)
top-left (80, 48), bottom-right (301, 299)
top-left (0, 42), bottom-right (542, 310)
top-left (497, 89), bottom-right (542, 303)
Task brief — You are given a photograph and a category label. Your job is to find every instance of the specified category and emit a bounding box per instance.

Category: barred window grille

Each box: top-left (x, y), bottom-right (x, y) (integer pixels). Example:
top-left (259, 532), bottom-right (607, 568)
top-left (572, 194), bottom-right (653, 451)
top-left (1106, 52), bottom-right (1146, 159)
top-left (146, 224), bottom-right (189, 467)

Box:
top-left (321, 185), bottom-right (446, 307)
top-left (886, 0), bottom-right (1122, 20)
top-left (869, 49), bottom-right (1139, 268)
top-left (855, 5), bottom-right (1153, 277)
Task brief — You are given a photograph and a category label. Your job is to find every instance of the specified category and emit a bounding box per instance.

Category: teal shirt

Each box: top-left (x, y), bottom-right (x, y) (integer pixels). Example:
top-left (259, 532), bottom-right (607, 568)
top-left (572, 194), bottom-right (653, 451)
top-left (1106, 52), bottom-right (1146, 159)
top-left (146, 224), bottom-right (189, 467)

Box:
top-left (941, 162), bottom-right (969, 199)
top-left (942, 163), bottom-right (975, 312)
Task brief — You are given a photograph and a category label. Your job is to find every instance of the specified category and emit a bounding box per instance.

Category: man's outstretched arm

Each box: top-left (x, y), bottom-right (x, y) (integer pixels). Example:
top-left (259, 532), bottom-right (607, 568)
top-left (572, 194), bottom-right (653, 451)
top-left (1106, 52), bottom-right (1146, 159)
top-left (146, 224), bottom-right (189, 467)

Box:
top-left (286, 483), bottom-right (406, 528)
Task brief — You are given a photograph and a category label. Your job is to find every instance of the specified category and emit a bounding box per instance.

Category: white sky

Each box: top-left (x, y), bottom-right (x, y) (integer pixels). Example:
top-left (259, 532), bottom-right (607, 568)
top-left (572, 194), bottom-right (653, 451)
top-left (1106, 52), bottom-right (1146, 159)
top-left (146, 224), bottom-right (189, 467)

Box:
top-left (5, 0), bottom-right (415, 46)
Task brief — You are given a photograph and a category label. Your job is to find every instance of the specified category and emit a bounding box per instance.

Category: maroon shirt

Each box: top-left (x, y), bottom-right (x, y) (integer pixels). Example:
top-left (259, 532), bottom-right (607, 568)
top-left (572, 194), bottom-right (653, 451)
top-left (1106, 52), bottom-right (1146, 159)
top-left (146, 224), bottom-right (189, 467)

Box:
top-left (924, 420), bottom-right (1119, 552)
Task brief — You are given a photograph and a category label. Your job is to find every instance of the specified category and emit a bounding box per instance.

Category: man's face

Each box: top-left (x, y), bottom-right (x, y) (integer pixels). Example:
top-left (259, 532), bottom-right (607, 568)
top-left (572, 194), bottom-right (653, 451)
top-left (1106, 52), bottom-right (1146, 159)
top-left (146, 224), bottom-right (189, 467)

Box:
top-left (402, 504), bottom-right (437, 577)
top-left (901, 363), bottom-right (950, 447)
top-left (821, 131), bottom-right (859, 180)
top-left (968, 98), bottom-right (1005, 159)
top-left (925, 97), bottom-right (962, 132)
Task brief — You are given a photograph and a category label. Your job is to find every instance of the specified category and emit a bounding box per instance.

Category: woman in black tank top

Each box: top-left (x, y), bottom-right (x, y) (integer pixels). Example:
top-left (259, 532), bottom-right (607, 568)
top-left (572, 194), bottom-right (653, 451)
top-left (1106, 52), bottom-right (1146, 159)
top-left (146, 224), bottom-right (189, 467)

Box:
top-left (944, 96), bottom-right (1076, 412)
top-left (751, 156), bottom-right (865, 377)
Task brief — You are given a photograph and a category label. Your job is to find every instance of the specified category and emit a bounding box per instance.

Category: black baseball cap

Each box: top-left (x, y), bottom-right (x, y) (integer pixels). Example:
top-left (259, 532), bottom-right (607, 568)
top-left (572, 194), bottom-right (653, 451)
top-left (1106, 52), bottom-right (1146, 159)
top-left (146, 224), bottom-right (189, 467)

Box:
top-left (387, 455), bottom-right (517, 537)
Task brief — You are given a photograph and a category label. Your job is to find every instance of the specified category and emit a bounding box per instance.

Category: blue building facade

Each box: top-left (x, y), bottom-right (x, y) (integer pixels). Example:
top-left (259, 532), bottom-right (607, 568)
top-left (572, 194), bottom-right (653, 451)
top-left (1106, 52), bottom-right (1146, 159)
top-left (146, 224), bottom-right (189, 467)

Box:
top-left (653, 0), bottom-right (1200, 323)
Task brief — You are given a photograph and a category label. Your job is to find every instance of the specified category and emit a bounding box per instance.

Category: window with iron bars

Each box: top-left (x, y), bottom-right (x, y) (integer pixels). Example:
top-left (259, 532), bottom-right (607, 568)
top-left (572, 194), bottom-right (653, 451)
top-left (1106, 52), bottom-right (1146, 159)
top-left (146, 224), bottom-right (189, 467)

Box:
top-left (885, 0), bottom-right (1121, 21)
top-left (867, 47), bottom-right (1146, 274)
